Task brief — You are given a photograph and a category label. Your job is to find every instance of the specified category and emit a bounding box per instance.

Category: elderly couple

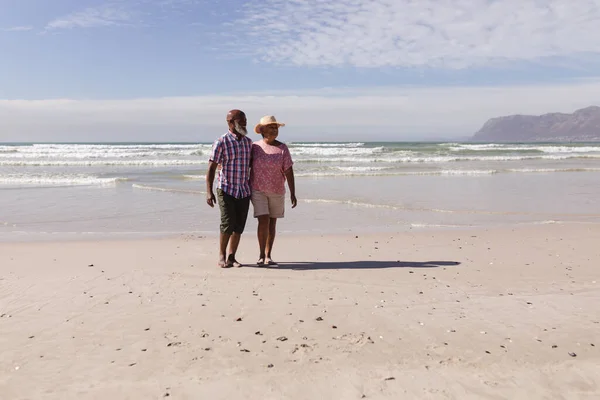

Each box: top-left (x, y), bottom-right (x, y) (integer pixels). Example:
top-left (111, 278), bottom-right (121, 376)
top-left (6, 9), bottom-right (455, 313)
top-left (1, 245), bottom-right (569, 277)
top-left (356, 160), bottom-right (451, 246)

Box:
top-left (206, 109), bottom-right (297, 268)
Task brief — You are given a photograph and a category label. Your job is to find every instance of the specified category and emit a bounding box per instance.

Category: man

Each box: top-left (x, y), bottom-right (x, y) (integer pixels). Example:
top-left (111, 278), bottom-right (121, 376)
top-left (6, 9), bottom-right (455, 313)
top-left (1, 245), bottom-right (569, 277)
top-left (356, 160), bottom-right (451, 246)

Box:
top-left (206, 109), bottom-right (253, 268)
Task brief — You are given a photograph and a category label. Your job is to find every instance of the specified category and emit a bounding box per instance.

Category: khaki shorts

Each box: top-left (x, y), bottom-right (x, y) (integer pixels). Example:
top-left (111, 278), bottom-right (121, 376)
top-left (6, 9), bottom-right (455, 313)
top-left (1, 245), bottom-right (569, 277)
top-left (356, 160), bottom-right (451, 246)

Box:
top-left (251, 190), bottom-right (285, 218)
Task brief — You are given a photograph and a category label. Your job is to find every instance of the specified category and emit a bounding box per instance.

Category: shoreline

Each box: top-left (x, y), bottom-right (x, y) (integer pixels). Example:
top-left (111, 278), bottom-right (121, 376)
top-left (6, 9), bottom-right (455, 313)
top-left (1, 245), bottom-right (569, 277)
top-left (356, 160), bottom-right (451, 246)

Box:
top-left (1, 223), bottom-right (599, 399)
top-left (3, 219), bottom-right (600, 244)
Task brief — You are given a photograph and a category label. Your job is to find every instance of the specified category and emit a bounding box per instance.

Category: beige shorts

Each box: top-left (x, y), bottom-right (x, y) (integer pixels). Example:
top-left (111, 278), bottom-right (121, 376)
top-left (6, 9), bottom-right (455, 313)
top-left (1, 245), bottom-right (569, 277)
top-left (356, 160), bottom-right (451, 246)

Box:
top-left (251, 190), bottom-right (285, 218)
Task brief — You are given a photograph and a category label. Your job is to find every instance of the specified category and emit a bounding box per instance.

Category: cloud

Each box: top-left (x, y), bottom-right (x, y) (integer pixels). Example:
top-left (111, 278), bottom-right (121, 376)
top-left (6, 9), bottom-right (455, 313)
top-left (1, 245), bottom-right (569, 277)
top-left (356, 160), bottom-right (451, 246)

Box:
top-left (3, 26), bottom-right (34, 32)
top-left (46, 5), bottom-right (132, 30)
top-left (232, 0), bottom-right (600, 69)
top-left (43, 0), bottom-right (213, 31)
top-left (2, 80), bottom-right (600, 142)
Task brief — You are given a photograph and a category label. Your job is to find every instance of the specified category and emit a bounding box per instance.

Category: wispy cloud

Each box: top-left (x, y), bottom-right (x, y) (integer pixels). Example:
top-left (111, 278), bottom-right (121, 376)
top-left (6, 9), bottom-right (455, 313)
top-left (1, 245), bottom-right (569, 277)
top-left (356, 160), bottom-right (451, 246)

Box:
top-left (3, 26), bottom-right (34, 32)
top-left (2, 80), bottom-right (600, 142)
top-left (232, 0), bottom-right (600, 69)
top-left (46, 5), bottom-right (132, 30)
top-left (44, 0), bottom-right (213, 31)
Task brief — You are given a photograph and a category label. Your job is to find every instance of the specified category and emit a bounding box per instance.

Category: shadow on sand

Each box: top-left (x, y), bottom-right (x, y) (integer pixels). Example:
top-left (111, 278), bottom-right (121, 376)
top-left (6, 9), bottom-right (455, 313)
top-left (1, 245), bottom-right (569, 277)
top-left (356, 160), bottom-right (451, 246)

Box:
top-left (246, 260), bottom-right (461, 271)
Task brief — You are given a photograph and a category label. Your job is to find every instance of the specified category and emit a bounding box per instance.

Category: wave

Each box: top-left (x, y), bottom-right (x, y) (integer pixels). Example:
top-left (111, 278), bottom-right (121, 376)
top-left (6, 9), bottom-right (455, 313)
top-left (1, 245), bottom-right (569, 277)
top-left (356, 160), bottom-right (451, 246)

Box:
top-left (0, 174), bottom-right (127, 186)
top-left (300, 198), bottom-right (551, 217)
top-left (290, 147), bottom-right (384, 156)
top-left (296, 167), bottom-right (600, 178)
top-left (506, 167), bottom-right (600, 173)
top-left (0, 150), bottom-right (208, 159)
top-left (296, 169), bottom-right (499, 178)
top-left (131, 184), bottom-right (205, 194)
top-left (182, 175), bottom-right (206, 180)
top-left (0, 159), bottom-right (208, 166)
top-left (288, 142), bottom-right (365, 148)
top-left (301, 198), bottom-right (483, 214)
top-left (334, 166), bottom-right (391, 172)
top-left (296, 154), bottom-right (600, 164)
top-left (29, 143), bottom-right (205, 150)
top-left (449, 144), bottom-right (600, 153)
top-left (410, 223), bottom-right (465, 228)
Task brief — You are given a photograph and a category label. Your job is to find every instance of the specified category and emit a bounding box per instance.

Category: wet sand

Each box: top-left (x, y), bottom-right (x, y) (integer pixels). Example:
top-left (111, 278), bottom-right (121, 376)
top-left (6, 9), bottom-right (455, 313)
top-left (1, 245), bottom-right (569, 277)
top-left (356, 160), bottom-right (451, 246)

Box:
top-left (1, 224), bottom-right (599, 399)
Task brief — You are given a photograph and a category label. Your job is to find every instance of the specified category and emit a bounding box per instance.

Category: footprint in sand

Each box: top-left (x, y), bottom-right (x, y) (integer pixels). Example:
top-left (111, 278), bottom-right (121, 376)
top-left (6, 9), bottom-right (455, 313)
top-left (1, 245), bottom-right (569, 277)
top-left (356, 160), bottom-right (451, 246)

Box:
top-left (332, 333), bottom-right (375, 352)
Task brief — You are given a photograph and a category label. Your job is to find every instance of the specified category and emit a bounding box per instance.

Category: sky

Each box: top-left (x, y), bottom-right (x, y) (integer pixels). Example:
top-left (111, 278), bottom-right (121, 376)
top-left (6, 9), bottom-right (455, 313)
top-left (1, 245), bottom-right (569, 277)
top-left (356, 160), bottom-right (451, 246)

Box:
top-left (1, 0), bottom-right (600, 142)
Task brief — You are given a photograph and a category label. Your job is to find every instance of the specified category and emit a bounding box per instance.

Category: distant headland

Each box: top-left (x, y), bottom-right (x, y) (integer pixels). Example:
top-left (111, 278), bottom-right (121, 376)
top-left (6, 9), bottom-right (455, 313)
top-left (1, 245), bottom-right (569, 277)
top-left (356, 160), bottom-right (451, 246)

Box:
top-left (471, 106), bottom-right (600, 142)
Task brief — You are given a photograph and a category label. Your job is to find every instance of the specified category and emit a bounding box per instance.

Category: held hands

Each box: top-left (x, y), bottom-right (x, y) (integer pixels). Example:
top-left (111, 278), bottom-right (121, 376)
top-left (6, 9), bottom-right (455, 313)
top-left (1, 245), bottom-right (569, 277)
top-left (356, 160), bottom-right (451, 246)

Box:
top-left (291, 194), bottom-right (297, 208)
top-left (206, 192), bottom-right (216, 208)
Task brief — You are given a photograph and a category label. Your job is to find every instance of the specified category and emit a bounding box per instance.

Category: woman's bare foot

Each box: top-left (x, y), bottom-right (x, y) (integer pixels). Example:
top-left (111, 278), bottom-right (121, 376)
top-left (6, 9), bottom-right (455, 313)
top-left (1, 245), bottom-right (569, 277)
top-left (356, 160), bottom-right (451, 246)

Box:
top-left (218, 258), bottom-right (229, 268)
top-left (257, 257), bottom-right (266, 266)
top-left (266, 257), bottom-right (278, 266)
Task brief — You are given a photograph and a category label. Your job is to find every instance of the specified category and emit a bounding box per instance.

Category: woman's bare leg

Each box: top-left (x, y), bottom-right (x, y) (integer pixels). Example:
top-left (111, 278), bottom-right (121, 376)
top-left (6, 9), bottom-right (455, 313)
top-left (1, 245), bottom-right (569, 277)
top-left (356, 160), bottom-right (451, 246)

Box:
top-left (257, 215), bottom-right (270, 264)
top-left (266, 217), bottom-right (277, 264)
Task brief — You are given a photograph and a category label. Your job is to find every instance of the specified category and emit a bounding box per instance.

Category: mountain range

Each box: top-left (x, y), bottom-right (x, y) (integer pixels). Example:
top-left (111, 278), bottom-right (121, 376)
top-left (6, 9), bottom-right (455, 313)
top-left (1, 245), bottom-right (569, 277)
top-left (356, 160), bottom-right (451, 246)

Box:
top-left (471, 106), bottom-right (600, 142)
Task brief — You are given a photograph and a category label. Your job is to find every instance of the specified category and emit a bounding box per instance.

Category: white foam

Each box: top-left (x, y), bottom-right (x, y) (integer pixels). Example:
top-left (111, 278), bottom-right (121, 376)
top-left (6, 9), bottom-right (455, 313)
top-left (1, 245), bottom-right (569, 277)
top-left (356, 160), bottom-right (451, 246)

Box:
top-left (449, 144), bottom-right (600, 153)
top-left (0, 174), bottom-right (126, 186)
top-left (0, 150), bottom-right (206, 159)
top-left (296, 154), bottom-right (600, 164)
top-left (0, 143), bottom-right (211, 159)
top-left (30, 143), bottom-right (204, 150)
top-left (290, 146), bottom-right (383, 156)
top-left (289, 142), bottom-right (365, 148)
top-left (296, 169), bottom-right (498, 178)
top-left (507, 167), bottom-right (600, 173)
top-left (410, 223), bottom-right (464, 228)
top-left (334, 166), bottom-right (390, 172)
top-left (0, 159), bottom-right (208, 166)
top-left (132, 184), bottom-right (205, 194)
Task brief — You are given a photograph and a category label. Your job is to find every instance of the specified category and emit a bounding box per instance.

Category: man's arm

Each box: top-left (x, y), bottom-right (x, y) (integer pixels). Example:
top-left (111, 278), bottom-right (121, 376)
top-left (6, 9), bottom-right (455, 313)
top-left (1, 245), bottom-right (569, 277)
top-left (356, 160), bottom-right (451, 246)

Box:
top-left (206, 161), bottom-right (218, 207)
top-left (284, 167), bottom-right (297, 208)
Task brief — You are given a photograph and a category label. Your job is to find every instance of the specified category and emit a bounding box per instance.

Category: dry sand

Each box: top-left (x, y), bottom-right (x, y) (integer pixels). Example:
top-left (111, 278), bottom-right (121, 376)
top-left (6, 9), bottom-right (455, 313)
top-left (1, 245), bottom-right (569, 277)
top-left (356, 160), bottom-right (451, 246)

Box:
top-left (1, 224), bottom-right (599, 399)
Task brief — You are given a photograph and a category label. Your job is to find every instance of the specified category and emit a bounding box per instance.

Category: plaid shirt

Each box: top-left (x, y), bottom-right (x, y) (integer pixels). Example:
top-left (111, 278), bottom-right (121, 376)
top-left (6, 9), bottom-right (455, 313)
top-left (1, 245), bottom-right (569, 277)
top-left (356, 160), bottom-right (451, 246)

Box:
top-left (209, 131), bottom-right (252, 198)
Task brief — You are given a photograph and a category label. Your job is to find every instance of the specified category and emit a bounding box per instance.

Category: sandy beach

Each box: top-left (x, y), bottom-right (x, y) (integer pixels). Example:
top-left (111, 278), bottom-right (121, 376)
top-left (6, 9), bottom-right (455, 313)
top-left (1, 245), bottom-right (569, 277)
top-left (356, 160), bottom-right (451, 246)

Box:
top-left (1, 223), bottom-right (599, 399)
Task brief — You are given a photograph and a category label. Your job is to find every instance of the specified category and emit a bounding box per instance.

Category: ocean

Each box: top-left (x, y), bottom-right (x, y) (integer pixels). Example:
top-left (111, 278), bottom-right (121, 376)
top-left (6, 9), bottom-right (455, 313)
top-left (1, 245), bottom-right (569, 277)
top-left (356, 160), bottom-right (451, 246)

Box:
top-left (1, 141), bottom-right (599, 241)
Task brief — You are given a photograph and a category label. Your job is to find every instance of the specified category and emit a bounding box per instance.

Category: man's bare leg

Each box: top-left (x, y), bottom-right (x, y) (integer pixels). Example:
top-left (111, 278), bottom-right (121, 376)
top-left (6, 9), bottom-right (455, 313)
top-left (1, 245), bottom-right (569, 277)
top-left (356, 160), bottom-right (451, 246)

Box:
top-left (227, 232), bottom-right (243, 267)
top-left (265, 217), bottom-right (277, 265)
top-left (257, 215), bottom-right (269, 265)
top-left (219, 232), bottom-right (231, 267)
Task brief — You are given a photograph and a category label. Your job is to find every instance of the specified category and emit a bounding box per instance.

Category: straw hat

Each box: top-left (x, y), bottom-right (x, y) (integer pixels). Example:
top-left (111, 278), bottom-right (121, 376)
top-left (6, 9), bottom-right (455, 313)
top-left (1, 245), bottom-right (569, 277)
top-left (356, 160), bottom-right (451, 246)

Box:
top-left (254, 115), bottom-right (286, 134)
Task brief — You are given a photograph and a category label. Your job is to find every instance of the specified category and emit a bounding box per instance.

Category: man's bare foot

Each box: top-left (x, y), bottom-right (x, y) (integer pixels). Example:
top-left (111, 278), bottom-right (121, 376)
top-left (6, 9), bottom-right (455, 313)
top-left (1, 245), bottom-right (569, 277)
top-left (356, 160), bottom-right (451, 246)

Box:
top-left (227, 255), bottom-right (242, 268)
top-left (266, 257), bottom-right (278, 266)
top-left (218, 259), bottom-right (229, 268)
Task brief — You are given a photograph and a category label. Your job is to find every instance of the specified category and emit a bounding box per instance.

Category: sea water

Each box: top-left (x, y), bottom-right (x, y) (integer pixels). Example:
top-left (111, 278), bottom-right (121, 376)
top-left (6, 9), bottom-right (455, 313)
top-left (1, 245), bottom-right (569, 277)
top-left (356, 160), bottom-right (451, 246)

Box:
top-left (1, 142), bottom-right (599, 241)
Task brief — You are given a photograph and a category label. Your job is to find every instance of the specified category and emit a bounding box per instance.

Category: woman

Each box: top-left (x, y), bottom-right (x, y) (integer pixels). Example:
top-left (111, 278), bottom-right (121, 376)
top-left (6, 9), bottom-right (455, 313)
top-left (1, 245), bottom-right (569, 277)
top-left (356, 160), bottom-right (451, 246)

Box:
top-left (250, 115), bottom-right (297, 266)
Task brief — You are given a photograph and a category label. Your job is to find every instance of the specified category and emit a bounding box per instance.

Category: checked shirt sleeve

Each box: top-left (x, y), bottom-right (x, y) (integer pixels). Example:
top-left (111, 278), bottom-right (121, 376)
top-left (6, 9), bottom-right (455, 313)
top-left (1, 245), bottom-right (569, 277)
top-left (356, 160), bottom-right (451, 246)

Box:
top-left (209, 138), bottom-right (224, 164)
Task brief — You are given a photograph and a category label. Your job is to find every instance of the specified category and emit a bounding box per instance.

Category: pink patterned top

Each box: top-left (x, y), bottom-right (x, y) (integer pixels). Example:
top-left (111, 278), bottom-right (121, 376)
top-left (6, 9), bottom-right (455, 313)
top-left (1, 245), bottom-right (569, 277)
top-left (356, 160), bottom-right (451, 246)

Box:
top-left (250, 140), bottom-right (294, 195)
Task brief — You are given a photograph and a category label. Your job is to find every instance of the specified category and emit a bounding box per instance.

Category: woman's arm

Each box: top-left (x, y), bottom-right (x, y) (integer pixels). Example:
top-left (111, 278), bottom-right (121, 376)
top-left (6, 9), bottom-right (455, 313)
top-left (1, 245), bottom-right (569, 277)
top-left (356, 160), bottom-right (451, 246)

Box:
top-left (284, 167), bottom-right (297, 208)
